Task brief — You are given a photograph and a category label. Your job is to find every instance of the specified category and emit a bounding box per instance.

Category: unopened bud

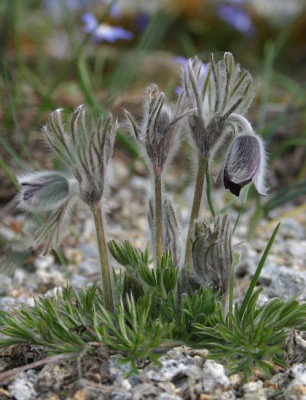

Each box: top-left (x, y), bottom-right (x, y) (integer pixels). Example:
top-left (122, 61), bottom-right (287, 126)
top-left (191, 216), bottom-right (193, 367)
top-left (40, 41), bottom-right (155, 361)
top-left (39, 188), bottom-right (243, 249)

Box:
top-left (192, 214), bottom-right (233, 296)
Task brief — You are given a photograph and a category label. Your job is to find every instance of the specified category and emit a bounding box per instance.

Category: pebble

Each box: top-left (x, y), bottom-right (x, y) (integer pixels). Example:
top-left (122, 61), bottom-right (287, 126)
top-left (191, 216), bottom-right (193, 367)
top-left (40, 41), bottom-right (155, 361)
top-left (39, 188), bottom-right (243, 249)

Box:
top-left (269, 270), bottom-right (306, 300)
top-left (285, 364), bottom-right (306, 400)
top-left (156, 394), bottom-right (182, 400)
top-left (70, 273), bottom-right (89, 289)
top-left (77, 260), bottom-right (99, 275)
top-left (34, 362), bottom-right (74, 393)
top-left (202, 360), bottom-right (231, 393)
top-left (8, 370), bottom-right (38, 400)
top-left (281, 219), bottom-right (306, 240)
top-left (145, 359), bottom-right (194, 382)
top-left (34, 255), bottom-right (54, 270)
top-left (242, 381), bottom-right (267, 399)
top-left (286, 240), bottom-right (306, 260)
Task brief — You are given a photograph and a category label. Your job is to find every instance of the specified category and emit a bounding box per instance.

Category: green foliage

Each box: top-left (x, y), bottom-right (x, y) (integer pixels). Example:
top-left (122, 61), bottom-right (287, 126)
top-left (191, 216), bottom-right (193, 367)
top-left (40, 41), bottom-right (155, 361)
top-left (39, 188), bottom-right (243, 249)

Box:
top-left (2, 233), bottom-right (306, 381)
top-left (0, 285), bottom-right (166, 373)
top-left (159, 288), bottom-right (222, 342)
top-left (109, 240), bottom-right (178, 299)
top-left (97, 294), bottom-right (164, 375)
top-left (194, 224), bottom-right (306, 380)
top-left (195, 289), bottom-right (306, 381)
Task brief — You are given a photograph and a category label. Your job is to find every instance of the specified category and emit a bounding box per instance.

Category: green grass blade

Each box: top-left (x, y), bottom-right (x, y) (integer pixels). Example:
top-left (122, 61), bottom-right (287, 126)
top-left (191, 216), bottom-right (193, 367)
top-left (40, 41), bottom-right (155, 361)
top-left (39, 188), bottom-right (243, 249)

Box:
top-left (239, 223), bottom-right (280, 319)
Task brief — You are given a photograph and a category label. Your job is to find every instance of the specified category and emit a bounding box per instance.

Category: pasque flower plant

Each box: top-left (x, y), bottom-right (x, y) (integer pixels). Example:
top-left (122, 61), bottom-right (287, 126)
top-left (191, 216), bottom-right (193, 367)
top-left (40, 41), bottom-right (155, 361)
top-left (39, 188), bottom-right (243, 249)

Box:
top-left (16, 53), bottom-right (266, 307)
top-left (4, 52), bottom-right (306, 382)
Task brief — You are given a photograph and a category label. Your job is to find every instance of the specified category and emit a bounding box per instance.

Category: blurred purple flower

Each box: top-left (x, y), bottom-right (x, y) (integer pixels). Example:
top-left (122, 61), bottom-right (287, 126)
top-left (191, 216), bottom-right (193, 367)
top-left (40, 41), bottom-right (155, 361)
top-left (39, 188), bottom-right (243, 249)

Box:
top-left (173, 57), bottom-right (188, 95)
top-left (135, 12), bottom-right (150, 32)
top-left (83, 12), bottom-right (97, 32)
top-left (82, 12), bottom-right (133, 43)
top-left (216, 4), bottom-right (255, 36)
top-left (173, 56), bottom-right (207, 95)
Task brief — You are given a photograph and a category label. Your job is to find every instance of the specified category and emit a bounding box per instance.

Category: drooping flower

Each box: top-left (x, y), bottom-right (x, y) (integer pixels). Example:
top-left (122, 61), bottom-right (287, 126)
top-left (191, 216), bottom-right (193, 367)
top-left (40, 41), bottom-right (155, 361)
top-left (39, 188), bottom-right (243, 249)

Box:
top-left (17, 171), bottom-right (77, 212)
top-left (192, 214), bottom-right (233, 296)
top-left (82, 12), bottom-right (133, 43)
top-left (181, 53), bottom-right (255, 159)
top-left (123, 84), bottom-right (193, 173)
top-left (223, 132), bottom-right (267, 196)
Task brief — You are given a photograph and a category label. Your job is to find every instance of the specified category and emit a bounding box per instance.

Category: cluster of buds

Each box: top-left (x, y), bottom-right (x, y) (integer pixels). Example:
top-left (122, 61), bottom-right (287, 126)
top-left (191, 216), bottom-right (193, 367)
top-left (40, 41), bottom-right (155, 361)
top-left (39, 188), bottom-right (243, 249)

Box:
top-left (182, 53), bottom-right (267, 196)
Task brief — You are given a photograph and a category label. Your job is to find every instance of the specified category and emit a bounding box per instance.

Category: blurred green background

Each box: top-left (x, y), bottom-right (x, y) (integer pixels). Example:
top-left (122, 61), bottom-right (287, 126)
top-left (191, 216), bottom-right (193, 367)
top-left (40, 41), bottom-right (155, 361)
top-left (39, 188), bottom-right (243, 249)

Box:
top-left (0, 0), bottom-right (305, 217)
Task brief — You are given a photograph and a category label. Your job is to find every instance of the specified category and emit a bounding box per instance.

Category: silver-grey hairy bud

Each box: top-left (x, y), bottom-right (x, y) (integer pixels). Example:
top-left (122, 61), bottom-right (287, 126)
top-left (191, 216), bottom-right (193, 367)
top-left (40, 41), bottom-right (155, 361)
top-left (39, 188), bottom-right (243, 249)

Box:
top-left (124, 84), bottom-right (193, 173)
top-left (43, 105), bottom-right (117, 206)
top-left (192, 214), bottom-right (233, 296)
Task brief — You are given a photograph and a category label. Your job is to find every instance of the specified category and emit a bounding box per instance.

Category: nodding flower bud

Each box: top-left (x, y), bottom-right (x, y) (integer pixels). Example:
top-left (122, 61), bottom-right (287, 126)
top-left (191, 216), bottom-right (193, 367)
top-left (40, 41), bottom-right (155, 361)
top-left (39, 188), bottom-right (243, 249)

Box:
top-left (181, 53), bottom-right (255, 158)
top-left (43, 105), bottom-right (117, 206)
top-left (223, 133), bottom-right (267, 197)
top-left (192, 214), bottom-right (233, 297)
top-left (17, 171), bottom-right (77, 212)
top-left (124, 84), bottom-right (193, 173)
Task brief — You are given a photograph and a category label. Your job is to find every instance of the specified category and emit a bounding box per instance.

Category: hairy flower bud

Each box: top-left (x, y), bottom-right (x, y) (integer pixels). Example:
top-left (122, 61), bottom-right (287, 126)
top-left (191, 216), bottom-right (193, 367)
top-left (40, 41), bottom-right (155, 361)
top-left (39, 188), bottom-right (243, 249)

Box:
top-left (44, 105), bottom-right (117, 206)
top-left (124, 84), bottom-right (193, 172)
top-left (223, 133), bottom-right (267, 196)
top-left (192, 214), bottom-right (233, 296)
top-left (181, 53), bottom-right (255, 158)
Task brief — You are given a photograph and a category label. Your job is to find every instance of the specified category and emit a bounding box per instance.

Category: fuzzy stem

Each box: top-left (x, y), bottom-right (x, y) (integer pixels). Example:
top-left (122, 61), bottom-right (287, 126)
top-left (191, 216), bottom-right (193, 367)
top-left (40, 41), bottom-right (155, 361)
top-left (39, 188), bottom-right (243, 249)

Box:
top-left (91, 202), bottom-right (113, 311)
top-left (205, 158), bottom-right (216, 217)
top-left (154, 169), bottom-right (163, 264)
top-left (184, 156), bottom-right (207, 270)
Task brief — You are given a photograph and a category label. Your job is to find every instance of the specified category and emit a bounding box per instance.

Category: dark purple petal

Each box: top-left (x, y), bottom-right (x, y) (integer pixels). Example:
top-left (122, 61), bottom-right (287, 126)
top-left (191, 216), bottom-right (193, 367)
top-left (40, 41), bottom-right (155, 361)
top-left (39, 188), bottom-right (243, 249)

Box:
top-left (223, 170), bottom-right (251, 196)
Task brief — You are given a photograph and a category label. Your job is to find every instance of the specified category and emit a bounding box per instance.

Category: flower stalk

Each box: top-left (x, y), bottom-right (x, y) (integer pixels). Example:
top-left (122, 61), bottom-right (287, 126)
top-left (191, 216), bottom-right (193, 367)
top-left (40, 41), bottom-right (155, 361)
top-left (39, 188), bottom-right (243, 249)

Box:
top-left (205, 158), bottom-right (216, 218)
top-left (91, 202), bottom-right (113, 312)
top-left (154, 169), bottom-right (164, 263)
top-left (184, 156), bottom-right (207, 269)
